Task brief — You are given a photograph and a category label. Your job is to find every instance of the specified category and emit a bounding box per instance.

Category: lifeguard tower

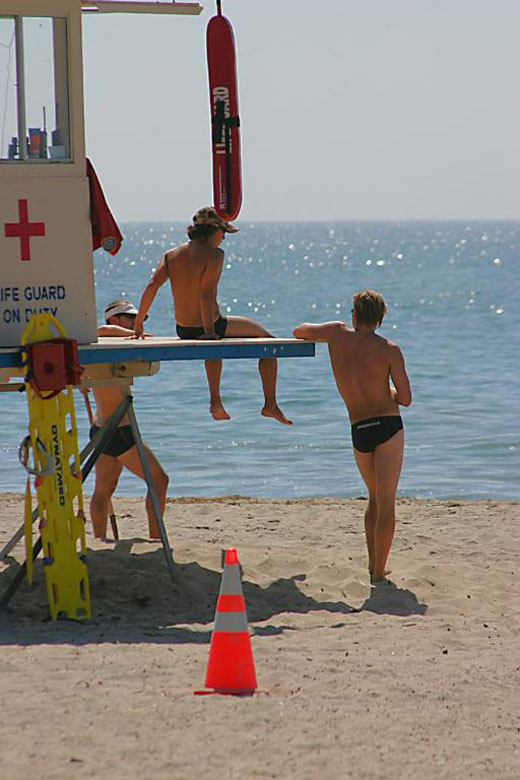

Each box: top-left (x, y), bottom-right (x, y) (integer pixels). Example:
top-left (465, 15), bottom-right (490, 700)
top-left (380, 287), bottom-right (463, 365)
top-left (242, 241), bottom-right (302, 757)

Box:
top-left (0, 1), bottom-right (204, 346)
top-left (0, 0), bottom-right (315, 618)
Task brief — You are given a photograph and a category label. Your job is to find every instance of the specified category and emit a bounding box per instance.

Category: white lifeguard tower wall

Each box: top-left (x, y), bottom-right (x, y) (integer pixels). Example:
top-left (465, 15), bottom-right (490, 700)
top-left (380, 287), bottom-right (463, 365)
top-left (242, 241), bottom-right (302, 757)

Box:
top-left (0, 0), bottom-right (202, 348)
top-left (0, 0), bottom-right (96, 347)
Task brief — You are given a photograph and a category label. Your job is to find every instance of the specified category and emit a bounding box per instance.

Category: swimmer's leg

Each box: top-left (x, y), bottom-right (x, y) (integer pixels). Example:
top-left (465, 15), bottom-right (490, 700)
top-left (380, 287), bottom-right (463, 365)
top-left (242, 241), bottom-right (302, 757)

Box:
top-left (372, 428), bottom-right (404, 582)
top-left (353, 447), bottom-right (377, 574)
top-left (224, 316), bottom-right (292, 425)
top-left (90, 454), bottom-right (123, 538)
top-left (118, 444), bottom-right (169, 540)
top-left (204, 359), bottom-right (230, 420)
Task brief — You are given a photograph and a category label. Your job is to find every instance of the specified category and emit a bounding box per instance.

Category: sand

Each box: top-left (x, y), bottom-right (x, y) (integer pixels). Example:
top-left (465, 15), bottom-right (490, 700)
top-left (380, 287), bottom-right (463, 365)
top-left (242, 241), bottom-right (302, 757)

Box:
top-left (0, 493), bottom-right (519, 780)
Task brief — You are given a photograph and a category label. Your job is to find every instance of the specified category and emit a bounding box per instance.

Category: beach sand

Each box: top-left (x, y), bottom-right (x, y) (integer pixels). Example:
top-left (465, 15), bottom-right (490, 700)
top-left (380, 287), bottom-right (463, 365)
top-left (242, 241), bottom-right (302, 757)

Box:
top-left (0, 494), bottom-right (518, 779)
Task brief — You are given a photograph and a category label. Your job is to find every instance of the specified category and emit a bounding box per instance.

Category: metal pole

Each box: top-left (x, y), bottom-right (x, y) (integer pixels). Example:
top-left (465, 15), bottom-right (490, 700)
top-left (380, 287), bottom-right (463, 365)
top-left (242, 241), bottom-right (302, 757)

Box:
top-left (125, 393), bottom-right (175, 584)
top-left (14, 16), bottom-right (27, 160)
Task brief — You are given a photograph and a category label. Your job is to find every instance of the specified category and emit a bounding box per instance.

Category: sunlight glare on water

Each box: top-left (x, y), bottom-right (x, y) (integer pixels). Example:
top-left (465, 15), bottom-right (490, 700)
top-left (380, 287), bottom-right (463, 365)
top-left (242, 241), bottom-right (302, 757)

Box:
top-left (1, 221), bottom-right (518, 499)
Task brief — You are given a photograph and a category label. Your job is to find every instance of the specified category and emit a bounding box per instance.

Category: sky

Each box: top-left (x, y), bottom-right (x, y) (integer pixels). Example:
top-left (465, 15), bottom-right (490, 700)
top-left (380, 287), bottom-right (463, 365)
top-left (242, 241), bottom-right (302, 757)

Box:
top-left (81, 0), bottom-right (520, 222)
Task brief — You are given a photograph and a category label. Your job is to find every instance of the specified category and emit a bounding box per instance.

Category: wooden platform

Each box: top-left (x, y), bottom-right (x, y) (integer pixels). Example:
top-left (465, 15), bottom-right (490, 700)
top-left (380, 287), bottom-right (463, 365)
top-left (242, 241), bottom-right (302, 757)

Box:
top-left (0, 337), bottom-right (315, 370)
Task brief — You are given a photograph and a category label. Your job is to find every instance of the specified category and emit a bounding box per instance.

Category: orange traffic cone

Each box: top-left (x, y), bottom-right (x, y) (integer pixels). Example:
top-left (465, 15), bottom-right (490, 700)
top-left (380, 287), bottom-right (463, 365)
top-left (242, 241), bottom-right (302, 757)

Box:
top-left (195, 548), bottom-right (257, 696)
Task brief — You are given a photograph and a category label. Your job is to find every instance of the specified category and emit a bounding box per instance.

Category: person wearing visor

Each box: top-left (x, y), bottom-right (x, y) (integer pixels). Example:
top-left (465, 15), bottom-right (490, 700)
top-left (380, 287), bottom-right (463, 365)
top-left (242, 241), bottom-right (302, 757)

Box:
top-left (134, 207), bottom-right (292, 424)
top-left (100, 300), bottom-right (144, 334)
top-left (85, 300), bottom-right (169, 539)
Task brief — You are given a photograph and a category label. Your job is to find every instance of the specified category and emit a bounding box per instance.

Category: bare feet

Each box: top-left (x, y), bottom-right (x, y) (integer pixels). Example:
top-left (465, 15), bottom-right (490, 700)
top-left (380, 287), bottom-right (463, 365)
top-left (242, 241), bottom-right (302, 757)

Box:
top-left (210, 403), bottom-right (231, 421)
top-left (370, 569), bottom-right (392, 584)
top-left (261, 404), bottom-right (293, 425)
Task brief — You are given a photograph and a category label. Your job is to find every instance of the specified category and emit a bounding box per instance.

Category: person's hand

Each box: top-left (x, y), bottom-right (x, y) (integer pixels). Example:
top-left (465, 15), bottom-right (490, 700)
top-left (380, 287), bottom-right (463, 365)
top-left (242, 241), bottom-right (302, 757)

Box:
top-left (197, 333), bottom-right (220, 340)
top-left (131, 319), bottom-right (146, 339)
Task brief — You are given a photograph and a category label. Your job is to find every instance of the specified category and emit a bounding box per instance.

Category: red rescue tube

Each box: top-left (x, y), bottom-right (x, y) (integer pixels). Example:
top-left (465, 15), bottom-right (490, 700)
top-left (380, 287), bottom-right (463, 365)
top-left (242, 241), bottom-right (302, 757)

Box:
top-left (206, 11), bottom-right (242, 221)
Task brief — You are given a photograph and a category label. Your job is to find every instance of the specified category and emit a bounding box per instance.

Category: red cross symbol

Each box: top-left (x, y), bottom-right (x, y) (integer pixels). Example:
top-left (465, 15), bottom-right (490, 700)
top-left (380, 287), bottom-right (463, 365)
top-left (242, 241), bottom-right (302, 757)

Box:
top-left (4, 198), bottom-right (46, 261)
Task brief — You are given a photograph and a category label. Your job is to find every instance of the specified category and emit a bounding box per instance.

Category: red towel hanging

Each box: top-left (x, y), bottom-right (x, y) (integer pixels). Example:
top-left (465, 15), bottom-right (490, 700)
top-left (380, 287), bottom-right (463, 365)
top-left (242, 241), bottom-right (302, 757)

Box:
top-left (86, 158), bottom-right (123, 256)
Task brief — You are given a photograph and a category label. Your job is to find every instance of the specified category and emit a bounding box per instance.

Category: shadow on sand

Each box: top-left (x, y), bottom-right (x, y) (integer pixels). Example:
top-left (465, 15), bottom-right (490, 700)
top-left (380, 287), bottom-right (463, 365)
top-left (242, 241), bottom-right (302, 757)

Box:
top-left (361, 579), bottom-right (428, 617)
top-left (0, 540), bottom-right (359, 646)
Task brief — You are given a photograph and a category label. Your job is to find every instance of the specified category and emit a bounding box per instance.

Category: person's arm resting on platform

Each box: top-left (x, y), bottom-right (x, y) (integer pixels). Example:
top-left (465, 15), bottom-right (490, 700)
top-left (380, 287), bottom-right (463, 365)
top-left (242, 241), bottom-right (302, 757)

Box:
top-left (199, 249), bottom-right (224, 339)
top-left (98, 324), bottom-right (136, 337)
top-left (389, 343), bottom-right (412, 407)
top-left (134, 256), bottom-right (169, 338)
top-left (293, 321), bottom-right (344, 342)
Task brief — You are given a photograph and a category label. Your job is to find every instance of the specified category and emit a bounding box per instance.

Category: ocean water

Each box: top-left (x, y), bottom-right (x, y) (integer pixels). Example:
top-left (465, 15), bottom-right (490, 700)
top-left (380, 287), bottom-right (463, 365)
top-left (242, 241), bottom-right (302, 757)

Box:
top-left (1, 221), bottom-right (518, 500)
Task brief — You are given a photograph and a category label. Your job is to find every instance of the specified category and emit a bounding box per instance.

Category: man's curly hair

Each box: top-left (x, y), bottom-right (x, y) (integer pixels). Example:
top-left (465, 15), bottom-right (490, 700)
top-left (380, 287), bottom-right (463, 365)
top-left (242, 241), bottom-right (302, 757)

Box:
top-left (187, 223), bottom-right (221, 242)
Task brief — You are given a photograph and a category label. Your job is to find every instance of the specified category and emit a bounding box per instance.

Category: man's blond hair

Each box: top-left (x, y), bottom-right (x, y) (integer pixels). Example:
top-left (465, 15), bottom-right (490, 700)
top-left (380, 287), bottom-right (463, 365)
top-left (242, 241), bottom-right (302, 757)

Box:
top-left (352, 289), bottom-right (387, 326)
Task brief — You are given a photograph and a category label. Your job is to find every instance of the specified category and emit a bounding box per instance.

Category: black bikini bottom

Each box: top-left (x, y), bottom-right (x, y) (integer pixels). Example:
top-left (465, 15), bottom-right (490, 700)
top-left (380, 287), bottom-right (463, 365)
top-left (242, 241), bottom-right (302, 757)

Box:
top-left (351, 416), bottom-right (403, 453)
top-left (89, 424), bottom-right (135, 458)
top-left (176, 316), bottom-right (228, 340)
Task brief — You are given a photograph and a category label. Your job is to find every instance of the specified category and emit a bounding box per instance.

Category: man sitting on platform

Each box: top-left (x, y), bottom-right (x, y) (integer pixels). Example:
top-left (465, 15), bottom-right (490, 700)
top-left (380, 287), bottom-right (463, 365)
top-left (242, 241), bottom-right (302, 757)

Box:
top-left (133, 207), bottom-right (292, 424)
top-left (85, 300), bottom-right (169, 539)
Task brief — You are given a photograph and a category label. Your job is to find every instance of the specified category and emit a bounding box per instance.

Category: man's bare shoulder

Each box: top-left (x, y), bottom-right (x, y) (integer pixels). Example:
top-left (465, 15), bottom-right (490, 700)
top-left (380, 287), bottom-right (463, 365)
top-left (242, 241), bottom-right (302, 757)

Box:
top-left (378, 337), bottom-right (405, 362)
top-left (165, 242), bottom-right (189, 260)
top-left (332, 320), bottom-right (355, 336)
top-left (329, 321), bottom-right (354, 338)
top-left (384, 338), bottom-right (403, 352)
top-left (293, 320), bottom-right (351, 342)
top-left (174, 242), bottom-right (223, 262)
top-left (198, 246), bottom-right (224, 274)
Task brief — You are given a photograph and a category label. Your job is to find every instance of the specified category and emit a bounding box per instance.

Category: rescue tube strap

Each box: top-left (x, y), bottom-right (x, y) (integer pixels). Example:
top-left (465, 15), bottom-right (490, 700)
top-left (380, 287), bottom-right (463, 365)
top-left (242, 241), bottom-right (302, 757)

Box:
top-left (211, 102), bottom-right (240, 215)
top-left (212, 106), bottom-right (240, 144)
top-left (18, 434), bottom-right (54, 478)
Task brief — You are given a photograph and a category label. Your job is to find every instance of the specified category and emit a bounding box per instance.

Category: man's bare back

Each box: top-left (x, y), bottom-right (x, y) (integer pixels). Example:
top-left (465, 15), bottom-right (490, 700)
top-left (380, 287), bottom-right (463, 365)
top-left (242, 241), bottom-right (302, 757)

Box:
top-left (164, 241), bottom-right (223, 328)
top-left (325, 324), bottom-right (408, 423)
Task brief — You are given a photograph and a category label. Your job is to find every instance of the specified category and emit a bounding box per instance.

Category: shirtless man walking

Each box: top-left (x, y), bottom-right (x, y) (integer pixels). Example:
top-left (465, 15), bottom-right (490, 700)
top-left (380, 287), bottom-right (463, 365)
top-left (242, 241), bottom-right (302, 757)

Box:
top-left (86, 300), bottom-right (169, 539)
top-left (293, 289), bottom-right (412, 583)
top-left (134, 207), bottom-right (291, 425)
